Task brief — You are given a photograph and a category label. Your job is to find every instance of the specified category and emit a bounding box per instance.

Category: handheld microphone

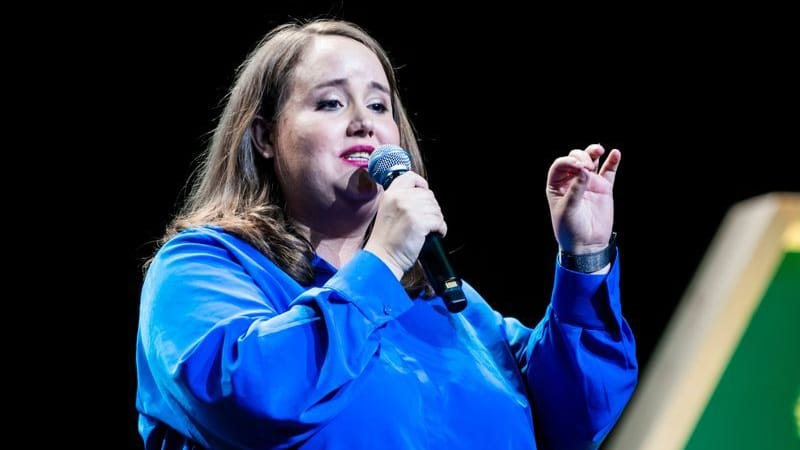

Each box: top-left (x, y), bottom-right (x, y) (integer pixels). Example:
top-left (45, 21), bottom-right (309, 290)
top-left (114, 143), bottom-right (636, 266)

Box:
top-left (368, 144), bottom-right (467, 313)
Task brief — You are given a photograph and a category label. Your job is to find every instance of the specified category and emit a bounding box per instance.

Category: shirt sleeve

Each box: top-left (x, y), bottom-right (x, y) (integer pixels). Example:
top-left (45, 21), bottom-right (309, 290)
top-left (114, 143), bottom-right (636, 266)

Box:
top-left (502, 252), bottom-right (638, 450)
top-left (137, 230), bottom-right (413, 449)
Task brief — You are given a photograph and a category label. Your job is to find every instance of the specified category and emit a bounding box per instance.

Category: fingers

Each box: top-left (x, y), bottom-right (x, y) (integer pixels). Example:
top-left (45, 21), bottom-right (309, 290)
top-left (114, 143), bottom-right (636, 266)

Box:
top-left (583, 143), bottom-right (606, 171)
top-left (567, 149), bottom-right (595, 171)
top-left (384, 171), bottom-right (429, 190)
top-left (599, 149), bottom-right (621, 185)
top-left (564, 144), bottom-right (620, 182)
top-left (406, 188), bottom-right (447, 237)
top-left (382, 171), bottom-right (446, 236)
top-left (367, 171), bottom-right (447, 275)
top-left (549, 144), bottom-right (621, 197)
top-left (423, 208), bottom-right (448, 237)
top-left (568, 143), bottom-right (605, 172)
top-left (548, 156), bottom-right (586, 186)
top-left (564, 168), bottom-right (590, 209)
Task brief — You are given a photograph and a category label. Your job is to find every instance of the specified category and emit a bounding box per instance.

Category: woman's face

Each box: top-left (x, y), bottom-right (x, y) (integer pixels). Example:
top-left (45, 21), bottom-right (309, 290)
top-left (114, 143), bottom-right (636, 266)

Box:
top-left (271, 35), bottom-right (400, 225)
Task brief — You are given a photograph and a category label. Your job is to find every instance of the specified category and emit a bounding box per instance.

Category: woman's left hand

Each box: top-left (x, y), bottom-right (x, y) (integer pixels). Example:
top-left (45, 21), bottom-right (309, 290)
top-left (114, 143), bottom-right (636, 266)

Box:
top-left (546, 144), bottom-right (621, 254)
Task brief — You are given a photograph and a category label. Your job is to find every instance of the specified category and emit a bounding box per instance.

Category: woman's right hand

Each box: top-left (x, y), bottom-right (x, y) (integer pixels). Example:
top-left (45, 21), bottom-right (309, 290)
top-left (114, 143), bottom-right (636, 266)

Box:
top-left (364, 172), bottom-right (447, 279)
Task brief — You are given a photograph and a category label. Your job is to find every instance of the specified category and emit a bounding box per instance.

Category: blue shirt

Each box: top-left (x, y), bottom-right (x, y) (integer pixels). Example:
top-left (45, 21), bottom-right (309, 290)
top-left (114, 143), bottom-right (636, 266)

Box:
top-left (136, 227), bottom-right (637, 449)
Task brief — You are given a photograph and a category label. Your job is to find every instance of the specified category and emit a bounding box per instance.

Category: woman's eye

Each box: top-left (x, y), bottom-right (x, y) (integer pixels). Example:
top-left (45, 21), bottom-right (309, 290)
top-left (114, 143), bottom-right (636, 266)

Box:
top-left (316, 99), bottom-right (343, 111)
top-left (369, 102), bottom-right (388, 113)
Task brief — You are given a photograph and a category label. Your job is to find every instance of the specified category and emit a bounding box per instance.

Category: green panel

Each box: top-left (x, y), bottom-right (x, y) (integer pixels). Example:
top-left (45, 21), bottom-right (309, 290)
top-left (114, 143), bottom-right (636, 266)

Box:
top-left (685, 251), bottom-right (800, 449)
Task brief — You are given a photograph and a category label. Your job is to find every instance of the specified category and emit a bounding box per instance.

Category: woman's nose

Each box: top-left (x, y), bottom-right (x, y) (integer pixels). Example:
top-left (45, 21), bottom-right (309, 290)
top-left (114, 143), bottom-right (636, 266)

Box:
top-left (346, 112), bottom-right (375, 137)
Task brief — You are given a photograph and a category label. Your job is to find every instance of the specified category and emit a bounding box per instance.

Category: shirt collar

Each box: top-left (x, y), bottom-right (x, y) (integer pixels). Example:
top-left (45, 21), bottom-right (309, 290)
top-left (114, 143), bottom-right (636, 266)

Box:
top-left (311, 254), bottom-right (338, 287)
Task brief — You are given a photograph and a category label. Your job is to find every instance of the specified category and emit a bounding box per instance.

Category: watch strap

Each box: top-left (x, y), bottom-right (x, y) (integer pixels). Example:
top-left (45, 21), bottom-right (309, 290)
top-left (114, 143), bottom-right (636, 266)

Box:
top-left (559, 232), bottom-right (617, 273)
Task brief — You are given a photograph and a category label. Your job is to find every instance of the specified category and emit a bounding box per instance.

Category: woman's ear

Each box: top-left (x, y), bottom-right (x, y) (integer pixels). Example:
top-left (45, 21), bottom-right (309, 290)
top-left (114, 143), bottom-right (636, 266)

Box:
top-left (251, 115), bottom-right (274, 159)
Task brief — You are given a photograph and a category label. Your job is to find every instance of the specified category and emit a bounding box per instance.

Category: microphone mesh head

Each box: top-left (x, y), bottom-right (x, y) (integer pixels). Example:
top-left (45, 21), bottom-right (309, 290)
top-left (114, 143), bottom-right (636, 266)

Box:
top-left (368, 144), bottom-right (412, 188)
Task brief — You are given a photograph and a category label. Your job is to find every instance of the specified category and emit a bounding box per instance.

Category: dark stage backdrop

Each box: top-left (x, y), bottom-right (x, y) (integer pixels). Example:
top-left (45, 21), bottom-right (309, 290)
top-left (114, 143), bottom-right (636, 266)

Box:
top-left (108, 4), bottom-right (798, 448)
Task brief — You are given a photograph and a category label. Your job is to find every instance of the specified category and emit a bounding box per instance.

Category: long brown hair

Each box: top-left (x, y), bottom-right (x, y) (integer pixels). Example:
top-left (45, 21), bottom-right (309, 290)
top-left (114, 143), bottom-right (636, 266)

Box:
top-left (155, 19), bottom-right (430, 296)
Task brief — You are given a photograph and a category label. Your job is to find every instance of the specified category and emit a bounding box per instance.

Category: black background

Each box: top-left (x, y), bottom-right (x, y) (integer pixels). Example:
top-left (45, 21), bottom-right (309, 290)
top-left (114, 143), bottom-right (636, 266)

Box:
top-left (55, 3), bottom-right (796, 447)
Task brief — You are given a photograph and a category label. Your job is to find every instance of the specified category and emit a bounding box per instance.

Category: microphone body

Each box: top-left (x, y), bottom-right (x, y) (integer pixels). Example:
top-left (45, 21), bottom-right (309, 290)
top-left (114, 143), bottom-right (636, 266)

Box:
top-left (368, 145), bottom-right (467, 313)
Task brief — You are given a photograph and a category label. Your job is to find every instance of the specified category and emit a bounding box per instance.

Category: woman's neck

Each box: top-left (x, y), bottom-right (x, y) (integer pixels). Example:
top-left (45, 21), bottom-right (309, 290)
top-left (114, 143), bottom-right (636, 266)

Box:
top-left (313, 235), bottom-right (367, 269)
top-left (287, 196), bottom-right (378, 268)
top-left (290, 217), bottom-right (372, 269)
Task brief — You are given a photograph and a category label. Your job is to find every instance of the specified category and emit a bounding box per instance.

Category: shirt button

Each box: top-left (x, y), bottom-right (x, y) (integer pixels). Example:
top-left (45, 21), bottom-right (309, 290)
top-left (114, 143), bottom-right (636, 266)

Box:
top-left (383, 304), bottom-right (393, 315)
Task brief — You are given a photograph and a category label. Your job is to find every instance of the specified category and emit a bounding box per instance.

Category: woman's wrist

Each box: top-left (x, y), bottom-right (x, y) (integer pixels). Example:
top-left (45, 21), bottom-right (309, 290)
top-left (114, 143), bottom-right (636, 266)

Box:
top-left (363, 246), bottom-right (405, 280)
top-left (559, 232), bottom-right (617, 273)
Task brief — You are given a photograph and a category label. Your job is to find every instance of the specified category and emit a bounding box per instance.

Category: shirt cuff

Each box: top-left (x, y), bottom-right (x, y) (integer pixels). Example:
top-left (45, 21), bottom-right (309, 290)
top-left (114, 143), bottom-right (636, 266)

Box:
top-left (551, 250), bottom-right (621, 329)
top-left (324, 250), bottom-right (414, 326)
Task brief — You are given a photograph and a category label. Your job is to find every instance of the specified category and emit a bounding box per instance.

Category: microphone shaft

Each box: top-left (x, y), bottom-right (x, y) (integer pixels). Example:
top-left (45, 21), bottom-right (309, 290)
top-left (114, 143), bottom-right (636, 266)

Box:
top-left (419, 233), bottom-right (467, 313)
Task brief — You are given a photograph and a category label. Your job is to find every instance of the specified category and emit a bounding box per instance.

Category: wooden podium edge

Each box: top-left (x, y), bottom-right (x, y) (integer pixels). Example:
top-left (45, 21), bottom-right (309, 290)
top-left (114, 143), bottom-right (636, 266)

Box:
top-left (607, 192), bottom-right (800, 450)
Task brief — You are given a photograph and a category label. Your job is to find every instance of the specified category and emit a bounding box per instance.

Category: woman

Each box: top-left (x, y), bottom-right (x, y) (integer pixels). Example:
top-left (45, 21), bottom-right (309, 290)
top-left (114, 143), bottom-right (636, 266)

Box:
top-left (136, 18), bottom-right (637, 449)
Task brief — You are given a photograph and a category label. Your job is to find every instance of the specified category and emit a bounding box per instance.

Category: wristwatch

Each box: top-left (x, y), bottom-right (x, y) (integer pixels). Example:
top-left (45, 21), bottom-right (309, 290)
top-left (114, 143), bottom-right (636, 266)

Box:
top-left (559, 232), bottom-right (617, 273)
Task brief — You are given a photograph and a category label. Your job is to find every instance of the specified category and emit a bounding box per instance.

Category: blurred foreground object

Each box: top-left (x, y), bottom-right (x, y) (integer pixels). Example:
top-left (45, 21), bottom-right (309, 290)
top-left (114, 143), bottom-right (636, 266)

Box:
top-left (608, 192), bottom-right (800, 450)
